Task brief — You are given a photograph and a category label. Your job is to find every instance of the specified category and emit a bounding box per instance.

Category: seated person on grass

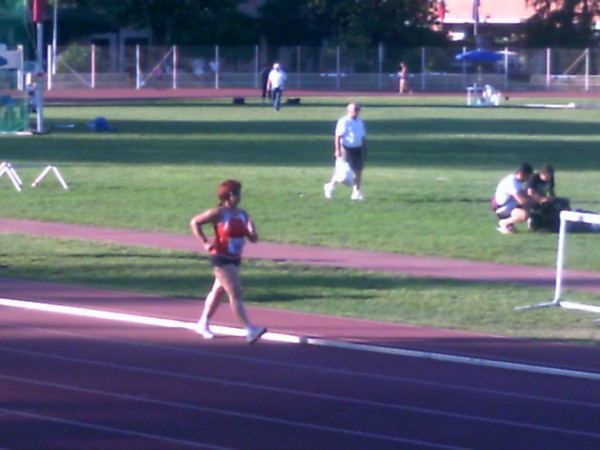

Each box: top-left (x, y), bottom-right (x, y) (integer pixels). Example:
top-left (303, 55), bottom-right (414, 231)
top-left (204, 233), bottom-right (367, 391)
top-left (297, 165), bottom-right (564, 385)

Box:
top-left (527, 163), bottom-right (555, 203)
top-left (526, 163), bottom-right (572, 232)
top-left (492, 163), bottom-right (534, 235)
top-left (527, 163), bottom-right (570, 208)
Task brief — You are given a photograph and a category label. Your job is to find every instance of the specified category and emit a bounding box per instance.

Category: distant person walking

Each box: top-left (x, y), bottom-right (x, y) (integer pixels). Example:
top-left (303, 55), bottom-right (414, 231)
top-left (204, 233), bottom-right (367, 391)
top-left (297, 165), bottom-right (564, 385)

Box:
top-left (266, 63), bottom-right (286, 111)
top-left (260, 63), bottom-right (271, 105)
top-left (190, 179), bottom-right (267, 343)
top-left (398, 62), bottom-right (408, 94)
top-left (324, 102), bottom-right (367, 201)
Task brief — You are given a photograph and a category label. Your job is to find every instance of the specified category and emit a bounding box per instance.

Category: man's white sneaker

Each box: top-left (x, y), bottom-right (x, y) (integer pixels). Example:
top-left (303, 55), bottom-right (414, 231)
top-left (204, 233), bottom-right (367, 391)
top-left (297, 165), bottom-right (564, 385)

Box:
top-left (323, 183), bottom-right (334, 199)
top-left (196, 321), bottom-right (215, 339)
top-left (246, 326), bottom-right (267, 344)
top-left (351, 190), bottom-right (363, 201)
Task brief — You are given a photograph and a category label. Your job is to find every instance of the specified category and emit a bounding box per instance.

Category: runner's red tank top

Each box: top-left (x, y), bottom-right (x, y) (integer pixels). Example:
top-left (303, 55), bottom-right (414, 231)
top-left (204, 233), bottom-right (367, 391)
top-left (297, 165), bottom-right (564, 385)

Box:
top-left (210, 208), bottom-right (249, 259)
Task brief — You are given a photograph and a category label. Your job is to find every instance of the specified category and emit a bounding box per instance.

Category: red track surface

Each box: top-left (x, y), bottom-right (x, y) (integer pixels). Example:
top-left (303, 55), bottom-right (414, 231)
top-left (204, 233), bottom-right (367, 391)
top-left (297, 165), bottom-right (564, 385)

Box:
top-left (42, 87), bottom-right (600, 102)
top-left (1, 220), bottom-right (599, 449)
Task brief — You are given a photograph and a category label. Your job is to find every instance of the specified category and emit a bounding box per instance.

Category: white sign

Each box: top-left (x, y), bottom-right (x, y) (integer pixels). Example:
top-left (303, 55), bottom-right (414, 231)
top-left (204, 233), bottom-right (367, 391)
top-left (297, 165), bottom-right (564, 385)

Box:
top-left (0, 49), bottom-right (22, 70)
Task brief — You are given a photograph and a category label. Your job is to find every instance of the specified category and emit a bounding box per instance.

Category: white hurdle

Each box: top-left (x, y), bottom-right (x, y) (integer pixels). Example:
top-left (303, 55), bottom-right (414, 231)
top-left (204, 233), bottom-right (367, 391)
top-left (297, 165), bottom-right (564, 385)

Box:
top-left (0, 161), bottom-right (23, 191)
top-left (31, 164), bottom-right (68, 189)
top-left (517, 210), bottom-right (600, 320)
top-left (0, 161), bottom-right (68, 191)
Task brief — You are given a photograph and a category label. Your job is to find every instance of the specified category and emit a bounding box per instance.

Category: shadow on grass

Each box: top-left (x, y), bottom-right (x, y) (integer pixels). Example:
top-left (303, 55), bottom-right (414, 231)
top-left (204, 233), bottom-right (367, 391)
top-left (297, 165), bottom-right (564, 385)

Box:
top-left (4, 116), bottom-right (600, 170)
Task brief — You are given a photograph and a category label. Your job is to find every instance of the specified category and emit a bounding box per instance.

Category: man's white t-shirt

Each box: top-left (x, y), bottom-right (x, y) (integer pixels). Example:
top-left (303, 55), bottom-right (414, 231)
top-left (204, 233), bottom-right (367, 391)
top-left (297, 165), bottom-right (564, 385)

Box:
top-left (336, 115), bottom-right (366, 149)
top-left (494, 174), bottom-right (524, 215)
top-left (268, 69), bottom-right (286, 89)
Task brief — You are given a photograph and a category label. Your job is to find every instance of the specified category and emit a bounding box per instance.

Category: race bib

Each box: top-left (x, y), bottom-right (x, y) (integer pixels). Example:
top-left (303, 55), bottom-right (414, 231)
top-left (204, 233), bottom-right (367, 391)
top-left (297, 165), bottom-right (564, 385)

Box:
top-left (228, 237), bottom-right (245, 255)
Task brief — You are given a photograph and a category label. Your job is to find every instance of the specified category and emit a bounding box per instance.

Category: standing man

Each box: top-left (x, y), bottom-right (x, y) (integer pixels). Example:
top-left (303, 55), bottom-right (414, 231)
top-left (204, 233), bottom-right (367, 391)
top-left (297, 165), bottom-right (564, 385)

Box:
top-left (492, 163), bottom-right (534, 234)
top-left (260, 63), bottom-right (271, 105)
top-left (324, 102), bottom-right (367, 200)
top-left (266, 63), bottom-right (286, 111)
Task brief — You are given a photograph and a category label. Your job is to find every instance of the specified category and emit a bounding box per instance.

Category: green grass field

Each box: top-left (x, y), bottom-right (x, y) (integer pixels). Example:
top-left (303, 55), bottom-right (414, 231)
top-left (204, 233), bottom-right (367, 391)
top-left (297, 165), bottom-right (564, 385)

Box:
top-left (1, 96), bottom-right (599, 343)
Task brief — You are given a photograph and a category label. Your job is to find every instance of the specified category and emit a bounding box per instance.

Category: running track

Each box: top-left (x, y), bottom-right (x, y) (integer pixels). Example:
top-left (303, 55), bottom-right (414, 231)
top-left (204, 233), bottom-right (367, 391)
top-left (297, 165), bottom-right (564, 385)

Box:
top-left (1, 220), bottom-right (599, 449)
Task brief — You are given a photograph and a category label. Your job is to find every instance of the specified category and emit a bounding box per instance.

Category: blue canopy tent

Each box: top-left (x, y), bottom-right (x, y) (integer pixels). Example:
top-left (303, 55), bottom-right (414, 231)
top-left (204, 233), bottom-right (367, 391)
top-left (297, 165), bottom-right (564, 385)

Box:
top-left (455, 49), bottom-right (503, 63)
top-left (455, 49), bottom-right (503, 87)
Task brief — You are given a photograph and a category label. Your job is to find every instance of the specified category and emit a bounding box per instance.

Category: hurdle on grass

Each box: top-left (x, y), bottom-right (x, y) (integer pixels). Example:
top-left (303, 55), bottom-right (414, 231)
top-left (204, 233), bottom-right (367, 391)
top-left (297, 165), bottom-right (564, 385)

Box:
top-left (0, 161), bottom-right (23, 191)
top-left (31, 164), bottom-right (68, 189)
top-left (517, 210), bottom-right (600, 320)
top-left (0, 161), bottom-right (68, 191)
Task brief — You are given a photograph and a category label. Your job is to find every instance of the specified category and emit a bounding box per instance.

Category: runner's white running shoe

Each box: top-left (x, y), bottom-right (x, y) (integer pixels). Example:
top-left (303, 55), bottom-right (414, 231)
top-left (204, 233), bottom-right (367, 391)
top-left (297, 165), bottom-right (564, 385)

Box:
top-left (196, 321), bottom-right (215, 339)
top-left (246, 326), bottom-right (267, 344)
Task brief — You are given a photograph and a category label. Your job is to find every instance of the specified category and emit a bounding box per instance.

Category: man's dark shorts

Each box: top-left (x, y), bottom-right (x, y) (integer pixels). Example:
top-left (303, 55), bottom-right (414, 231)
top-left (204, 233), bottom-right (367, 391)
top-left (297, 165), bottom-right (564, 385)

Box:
top-left (210, 254), bottom-right (241, 267)
top-left (343, 146), bottom-right (364, 172)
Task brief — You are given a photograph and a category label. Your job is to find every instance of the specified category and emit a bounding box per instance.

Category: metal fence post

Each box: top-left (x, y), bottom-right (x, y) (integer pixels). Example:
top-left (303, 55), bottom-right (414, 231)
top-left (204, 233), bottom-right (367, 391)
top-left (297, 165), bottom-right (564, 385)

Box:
top-left (462, 46), bottom-right (466, 88)
top-left (215, 45), bottom-right (220, 90)
top-left (503, 46), bottom-right (508, 91)
top-left (336, 46), bottom-right (341, 91)
top-left (173, 45), bottom-right (178, 90)
top-left (378, 43), bottom-right (383, 90)
top-left (297, 45), bottom-right (301, 89)
top-left (585, 48), bottom-right (589, 91)
top-left (136, 45), bottom-right (140, 90)
top-left (46, 44), bottom-right (52, 90)
top-left (35, 21), bottom-right (44, 133)
top-left (546, 47), bottom-right (551, 90)
top-left (421, 47), bottom-right (426, 91)
top-left (91, 44), bottom-right (96, 89)
top-left (254, 45), bottom-right (259, 89)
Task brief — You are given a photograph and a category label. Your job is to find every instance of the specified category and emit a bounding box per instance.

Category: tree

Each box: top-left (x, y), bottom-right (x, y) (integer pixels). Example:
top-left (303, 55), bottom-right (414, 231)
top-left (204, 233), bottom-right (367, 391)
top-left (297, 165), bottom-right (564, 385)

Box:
top-left (306, 0), bottom-right (446, 47)
top-left (258, 0), bottom-right (324, 46)
top-left (50, 0), bottom-right (259, 45)
top-left (525, 0), bottom-right (600, 47)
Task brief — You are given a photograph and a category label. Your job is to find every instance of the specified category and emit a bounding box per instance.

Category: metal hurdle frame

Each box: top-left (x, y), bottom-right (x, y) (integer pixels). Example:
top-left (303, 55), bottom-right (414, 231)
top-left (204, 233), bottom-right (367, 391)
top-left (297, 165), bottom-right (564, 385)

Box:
top-left (0, 161), bottom-right (68, 191)
top-left (517, 210), bottom-right (600, 320)
top-left (31, 164), bottom-right (68, 189)
top-left (0, 161), bottom-right (23, 191)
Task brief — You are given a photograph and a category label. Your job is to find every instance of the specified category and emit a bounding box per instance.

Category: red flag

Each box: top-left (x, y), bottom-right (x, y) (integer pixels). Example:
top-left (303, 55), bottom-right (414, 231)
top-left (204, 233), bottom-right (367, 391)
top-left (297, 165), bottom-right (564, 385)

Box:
top-left (32, 0), bottom-right (47, 23)
top-left (438, 0), bottom-right (446, 22)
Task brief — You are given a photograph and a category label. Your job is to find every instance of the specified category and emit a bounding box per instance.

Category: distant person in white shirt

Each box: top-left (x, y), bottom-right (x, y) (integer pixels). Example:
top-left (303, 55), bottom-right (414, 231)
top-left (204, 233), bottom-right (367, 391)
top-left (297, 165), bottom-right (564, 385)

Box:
top-left (493, 163), bottom-right (534, 234)
top-left (324, 102), bottom-right (367, 201)
top-left (266, 63), bottom-right (286, 111)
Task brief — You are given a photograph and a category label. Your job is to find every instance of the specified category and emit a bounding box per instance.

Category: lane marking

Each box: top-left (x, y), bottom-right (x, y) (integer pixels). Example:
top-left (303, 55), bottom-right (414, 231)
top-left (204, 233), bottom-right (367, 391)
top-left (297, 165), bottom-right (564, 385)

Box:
top-left (0, 406), bottom-right (233, 450)
top-left (0, 373), bottom-right (470, 449)
top-left (304, 337), bottom-right (600, 381)
top-left (1, 349), bottom-right (599, 439)
top-left (1, 297), bottom-right (599, 382)
top-left (4, 322), bottom-right (598, 411)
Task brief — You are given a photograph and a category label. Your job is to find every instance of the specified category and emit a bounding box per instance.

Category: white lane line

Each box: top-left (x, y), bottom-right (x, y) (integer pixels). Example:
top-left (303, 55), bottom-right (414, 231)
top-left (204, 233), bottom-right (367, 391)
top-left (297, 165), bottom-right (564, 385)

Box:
top-left (305, 338), bottom-right (600, 381)
top-left (4, 322), bottom-right (598, 411)
top-left (0, 406), bottom-right (233, 450)
top-left (0, 374), bottom-right (469, 450)
top-left (0, 297), bottom-right (300, 343)
top-left (1, 297), bottom-right (599, 382)
top-left (1, 350), bottom-right (599, 440)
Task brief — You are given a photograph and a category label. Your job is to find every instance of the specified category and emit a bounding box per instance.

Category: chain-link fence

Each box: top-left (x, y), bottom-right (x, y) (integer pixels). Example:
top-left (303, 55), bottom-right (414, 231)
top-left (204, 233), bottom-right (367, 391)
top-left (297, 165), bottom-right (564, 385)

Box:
top-left (36, 44), bottom-right (600, 92)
